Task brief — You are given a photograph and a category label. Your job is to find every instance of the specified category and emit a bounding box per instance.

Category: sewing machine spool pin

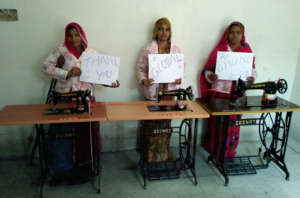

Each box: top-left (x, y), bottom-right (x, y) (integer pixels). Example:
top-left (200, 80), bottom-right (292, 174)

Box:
top-left (148, 86), bottom-right (194, 112)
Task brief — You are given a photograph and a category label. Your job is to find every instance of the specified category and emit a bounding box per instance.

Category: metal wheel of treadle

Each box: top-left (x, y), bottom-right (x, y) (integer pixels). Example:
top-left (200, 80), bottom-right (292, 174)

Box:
top-left (259, 113), bottom-right (286, 154)
top-left (179, 119), bottom-right (192, 167)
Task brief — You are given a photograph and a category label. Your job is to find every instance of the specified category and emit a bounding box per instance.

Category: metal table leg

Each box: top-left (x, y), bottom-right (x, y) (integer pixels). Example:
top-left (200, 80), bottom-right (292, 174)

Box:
top-left (207, 115), bottom-right (229, 186)
top-left (36, 124), bottom-right (47, 198)
top-left (179, 119), bottom-right (198, 185)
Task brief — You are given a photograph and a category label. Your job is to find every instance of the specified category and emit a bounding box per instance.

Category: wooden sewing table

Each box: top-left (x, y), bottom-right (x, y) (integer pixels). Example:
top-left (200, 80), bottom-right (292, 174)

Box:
top-left (0, 103), bottom-right (106, 197)
top-left (106, 100), bottom-right (209, 188)
top-left (198, 96), bottom-right (300, 186)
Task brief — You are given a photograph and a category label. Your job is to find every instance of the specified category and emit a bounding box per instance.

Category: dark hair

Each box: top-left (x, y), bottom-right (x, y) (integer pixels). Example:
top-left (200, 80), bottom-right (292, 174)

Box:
top-left (66, 25), bottom-right (78, 33)
top-left (229, 22), bottom-right (244, 33)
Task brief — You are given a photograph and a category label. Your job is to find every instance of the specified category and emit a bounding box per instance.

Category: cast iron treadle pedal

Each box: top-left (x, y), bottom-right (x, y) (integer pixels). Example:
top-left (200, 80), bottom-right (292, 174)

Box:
top-left (147, 159), bottom-right (181, 180)
top-left (224, 156), bottom-right (256, 176)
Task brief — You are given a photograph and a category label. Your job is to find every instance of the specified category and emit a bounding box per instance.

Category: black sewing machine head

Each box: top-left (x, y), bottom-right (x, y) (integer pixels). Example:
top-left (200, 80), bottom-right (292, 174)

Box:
top-left (45, 90), bottom-right (92, 115)
top-left (150, 86), bottom-right (194, 111)
top-left (235, 78), bottom-right (288, 105)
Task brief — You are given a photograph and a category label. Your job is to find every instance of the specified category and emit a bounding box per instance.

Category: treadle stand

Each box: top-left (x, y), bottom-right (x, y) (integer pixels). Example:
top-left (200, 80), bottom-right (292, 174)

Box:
top-left (208, 111), bottom-right (293, 186)
top-left (30, 79), bottom-right (102, 197)
top-left (139, 118), bottom-right (198, 188)
top-left (35, 123), bottom-right (102, 198)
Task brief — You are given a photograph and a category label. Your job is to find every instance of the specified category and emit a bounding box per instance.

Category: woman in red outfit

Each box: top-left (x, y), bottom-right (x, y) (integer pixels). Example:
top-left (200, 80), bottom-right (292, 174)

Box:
top-left (199, 21), bottom-right (257, 159)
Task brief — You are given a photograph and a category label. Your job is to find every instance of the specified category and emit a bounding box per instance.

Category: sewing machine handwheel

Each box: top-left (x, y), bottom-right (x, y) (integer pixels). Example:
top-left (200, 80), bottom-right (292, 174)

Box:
top-left (277, 79), bottom-right (288, 94)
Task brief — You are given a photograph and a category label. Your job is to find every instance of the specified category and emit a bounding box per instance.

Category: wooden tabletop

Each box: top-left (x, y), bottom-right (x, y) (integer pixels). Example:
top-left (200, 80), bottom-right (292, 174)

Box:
top-left (198, 96), bottom-right (300, 116)
top-left (106, 100), bottom-right (210, 121)
top-left (0, 102), bottom-right (107, 126)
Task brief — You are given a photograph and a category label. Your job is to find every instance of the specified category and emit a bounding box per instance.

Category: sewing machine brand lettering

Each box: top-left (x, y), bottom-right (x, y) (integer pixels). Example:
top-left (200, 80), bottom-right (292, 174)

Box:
top-left (152, 128), bottom-right (172, 135)
top-left (80, 52), bottom-right (120, 85)
top-left (148, 54), bottom-right (184, 83)
top-left (232, 119), bottom-right (259, 126)
top-left (252, 84), bottom-right (265, 88)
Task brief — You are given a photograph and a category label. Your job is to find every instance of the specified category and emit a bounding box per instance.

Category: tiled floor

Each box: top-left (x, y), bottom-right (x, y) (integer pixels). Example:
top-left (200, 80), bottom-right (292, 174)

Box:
top-left (1, 141), bottom-right (300, 198)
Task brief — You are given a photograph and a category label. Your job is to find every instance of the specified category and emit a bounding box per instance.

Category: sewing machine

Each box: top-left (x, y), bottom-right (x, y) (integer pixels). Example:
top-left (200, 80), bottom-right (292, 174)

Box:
top-left (148, 86), bottom-right (194, 112)
top-left (234, 78), bottom-right (288, 106)
top-left (44, 90), bottom-right (92, 115)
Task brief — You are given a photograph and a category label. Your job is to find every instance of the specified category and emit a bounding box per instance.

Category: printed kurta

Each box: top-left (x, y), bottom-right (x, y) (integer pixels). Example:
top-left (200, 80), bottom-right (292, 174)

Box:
top-left (44, 22), bottom-right (101, 177)
top-left (43, 43), bottom-right (96, 94)
top-left (137, 40), bottom-right (184, 100)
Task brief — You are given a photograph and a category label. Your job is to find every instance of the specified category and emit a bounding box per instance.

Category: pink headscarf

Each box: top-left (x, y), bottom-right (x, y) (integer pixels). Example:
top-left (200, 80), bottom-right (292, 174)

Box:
top-left (199, 21), bottom-right (255, 98)
top-left (64, 22), bottom-right (88, 59)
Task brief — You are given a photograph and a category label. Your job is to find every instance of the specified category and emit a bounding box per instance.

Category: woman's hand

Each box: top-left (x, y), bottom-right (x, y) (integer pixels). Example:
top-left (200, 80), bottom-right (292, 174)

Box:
top-left (174, 78), bottom-right (182, 85)
top-left (246, 76), bottom-right (255, 84)
top-left (110, 80), bottom-right (120, 88)
top-left (208, 73), bottom-right (218, 82)
top-left (67, 67), bottom-right (82, 79)
top-left (142, 78), bottom-right (154, 87)
top-left (56, 55), bottom-right (65, 68)
top-left (102, 80), bottom-right (120, 88)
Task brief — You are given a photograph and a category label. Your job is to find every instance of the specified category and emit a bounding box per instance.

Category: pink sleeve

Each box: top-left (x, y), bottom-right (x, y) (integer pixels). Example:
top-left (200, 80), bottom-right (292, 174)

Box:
top-left (137, 48), bottom-right (149, 84)
top-left (42, 45), bottom-right (68, 82)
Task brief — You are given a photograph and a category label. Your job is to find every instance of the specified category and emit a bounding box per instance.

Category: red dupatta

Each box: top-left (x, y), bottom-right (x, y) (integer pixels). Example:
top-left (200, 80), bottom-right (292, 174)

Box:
top-left (199, 21), bottom-right (255, 99)
top-left (64, 22), bottom-right (88, 59)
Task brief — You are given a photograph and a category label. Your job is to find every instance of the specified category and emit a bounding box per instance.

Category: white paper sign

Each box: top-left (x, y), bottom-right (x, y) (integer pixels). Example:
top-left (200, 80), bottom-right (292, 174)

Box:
top-left (215, 52), bottom-right (253, 81)
top-left (80, 52), bottom-right (120, 85)
top-left (148, 54), bottom-right (184, 83)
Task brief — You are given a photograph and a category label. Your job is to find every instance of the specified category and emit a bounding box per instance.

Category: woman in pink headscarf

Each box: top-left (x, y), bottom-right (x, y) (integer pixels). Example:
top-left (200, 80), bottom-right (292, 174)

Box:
top-left (199, 21), bottom-right (257, 159)
top-left (44, 22), bottom-right (119, 92)
top-left (43, 22), bottom-right (119, 184)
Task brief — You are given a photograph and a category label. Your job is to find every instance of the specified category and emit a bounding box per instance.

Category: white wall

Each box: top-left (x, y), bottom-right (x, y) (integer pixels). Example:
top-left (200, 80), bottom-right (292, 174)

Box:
top-left (1, 0), bottom-right (300, 156)
top-left (290, 49), bottom-right (300, 142)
